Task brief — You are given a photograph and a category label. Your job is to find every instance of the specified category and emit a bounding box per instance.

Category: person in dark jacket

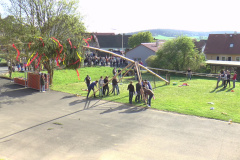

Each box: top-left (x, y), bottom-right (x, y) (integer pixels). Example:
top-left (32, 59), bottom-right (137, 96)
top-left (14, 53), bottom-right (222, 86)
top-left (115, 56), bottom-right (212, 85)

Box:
top-left (40, 74), bottom-right (45, 92)
top-left (103, 76), bottom-right (109, 96)
top-left (113, 67), bottom-right (117, 76)
top-left (127, 81), bottom-right (135, 104)
top-left (135, 81), bottom-right (142, 102)
top-left (112, 77), bottom-right (119, 95)
top-left (87, 80), bottom-right (98, 98)
top-left (84, 75), bottom-right (91, 88)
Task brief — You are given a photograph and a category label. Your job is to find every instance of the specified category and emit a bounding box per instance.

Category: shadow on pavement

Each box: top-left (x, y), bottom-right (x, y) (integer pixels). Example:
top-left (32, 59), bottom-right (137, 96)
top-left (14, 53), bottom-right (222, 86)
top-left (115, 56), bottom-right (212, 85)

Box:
top-left (100, 104), bottom-right (147, 114)
top-left (61, 95), bottom-right (77, 100)
top-left (0, 108), bottom-right (86, 141)
top-left (1, 87), bottom-right (38, 98)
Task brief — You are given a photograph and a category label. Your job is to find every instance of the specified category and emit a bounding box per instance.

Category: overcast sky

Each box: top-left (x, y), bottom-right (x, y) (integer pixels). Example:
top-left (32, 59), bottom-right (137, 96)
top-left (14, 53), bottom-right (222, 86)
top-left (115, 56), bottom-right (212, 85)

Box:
top-left (1, 0), bottom-right (240, 34)
top-left (78, 0), bottom-right (240, 33)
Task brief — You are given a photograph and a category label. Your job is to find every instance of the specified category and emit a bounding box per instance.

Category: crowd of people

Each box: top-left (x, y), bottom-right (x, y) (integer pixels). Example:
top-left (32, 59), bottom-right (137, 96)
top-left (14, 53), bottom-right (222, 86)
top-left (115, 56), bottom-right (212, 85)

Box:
top-left (85, 67), bottom-right (155, 107)
top-left (216, 70), bottom-right (237, 88)
top-left (84, 55), bottom-right (129, 67)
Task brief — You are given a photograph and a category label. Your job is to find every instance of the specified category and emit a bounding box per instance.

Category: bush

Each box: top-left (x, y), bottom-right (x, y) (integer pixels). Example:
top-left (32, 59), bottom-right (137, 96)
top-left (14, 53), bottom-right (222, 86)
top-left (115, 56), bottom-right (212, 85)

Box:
top-left (146, 55), bottom-right (158, 67)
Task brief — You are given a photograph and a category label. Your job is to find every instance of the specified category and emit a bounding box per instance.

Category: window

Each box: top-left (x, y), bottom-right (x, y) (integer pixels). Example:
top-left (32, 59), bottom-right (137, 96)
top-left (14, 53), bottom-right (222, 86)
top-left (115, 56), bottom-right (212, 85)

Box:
top-left (222, 57), bottom-right (226, 61)
top-left (230, 43), bottom-right (234, 47)
top-left (228, 57), bottom-right (232, 61)
top-left (216, 56), bottom-right (219, 60)
top-left (236, 57), bottom-right (240, 61)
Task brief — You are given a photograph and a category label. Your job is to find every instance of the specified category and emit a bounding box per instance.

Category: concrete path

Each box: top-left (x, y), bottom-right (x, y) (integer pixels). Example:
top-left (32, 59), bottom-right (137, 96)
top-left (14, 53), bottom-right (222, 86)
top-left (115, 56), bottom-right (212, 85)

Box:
top-left (0, 67), bottom-right (8, 75)
top-left (0, 78), bottom-right (240, 160)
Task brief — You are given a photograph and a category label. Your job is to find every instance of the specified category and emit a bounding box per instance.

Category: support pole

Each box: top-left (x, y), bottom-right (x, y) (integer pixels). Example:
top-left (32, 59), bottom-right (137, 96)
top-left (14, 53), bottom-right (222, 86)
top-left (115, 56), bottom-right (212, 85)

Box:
top-left (89, 62), bottom-right (134, 98)
top-left (135, 62), bottom-right (147, 105)
top-left (83, 46), bottom-right (169, 83)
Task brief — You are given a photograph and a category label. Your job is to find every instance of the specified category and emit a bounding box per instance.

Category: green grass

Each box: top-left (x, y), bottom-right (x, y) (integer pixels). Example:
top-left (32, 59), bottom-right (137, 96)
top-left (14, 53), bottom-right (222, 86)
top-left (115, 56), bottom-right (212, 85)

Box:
top-left (154, 35), bottom-right (175, 40)
top-left (12, 67), bottom-right (240, 123)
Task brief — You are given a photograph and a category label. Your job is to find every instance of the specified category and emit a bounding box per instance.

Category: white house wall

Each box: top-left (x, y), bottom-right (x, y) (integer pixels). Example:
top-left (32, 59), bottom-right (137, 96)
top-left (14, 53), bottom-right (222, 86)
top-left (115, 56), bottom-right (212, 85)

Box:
top-left (126, 45), bottom-right (155, 66)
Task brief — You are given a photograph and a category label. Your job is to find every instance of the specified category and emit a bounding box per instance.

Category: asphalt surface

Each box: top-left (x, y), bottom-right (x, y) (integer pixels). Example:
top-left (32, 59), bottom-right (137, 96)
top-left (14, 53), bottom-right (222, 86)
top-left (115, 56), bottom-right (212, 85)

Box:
top-left (0, 67), bottom-right (8, 75)
top-left (0, 78), bottom-right (240, 160)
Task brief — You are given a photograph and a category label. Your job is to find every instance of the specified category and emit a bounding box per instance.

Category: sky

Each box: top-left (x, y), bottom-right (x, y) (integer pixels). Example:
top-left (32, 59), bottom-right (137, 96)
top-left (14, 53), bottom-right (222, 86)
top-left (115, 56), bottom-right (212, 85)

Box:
top-left (78, 0), bottom-right (240, 33)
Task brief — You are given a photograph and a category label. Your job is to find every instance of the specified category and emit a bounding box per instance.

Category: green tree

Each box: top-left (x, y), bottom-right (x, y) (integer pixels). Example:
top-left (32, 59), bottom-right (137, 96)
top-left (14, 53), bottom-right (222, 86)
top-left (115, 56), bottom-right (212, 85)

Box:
top-left (153, 36), bottom-right (204, 71)
top-left (3, 0), bottom-right (86, 84)
top-left (128, 31), bottom-right (154, 48)
top-left (0, 15), bottom-right (28, 78)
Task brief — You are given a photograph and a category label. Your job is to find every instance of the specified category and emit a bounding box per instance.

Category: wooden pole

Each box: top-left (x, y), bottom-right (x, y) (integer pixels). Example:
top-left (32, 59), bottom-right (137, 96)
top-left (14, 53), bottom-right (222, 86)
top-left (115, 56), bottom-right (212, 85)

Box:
top-left (108, 63), bottom-right (135, 94)
top-left (89, 62), bottom-right (134, 98)
top-left (135, 62), bottom-right (147, 105)
top-left (83, 46), bottom-right (169, 83)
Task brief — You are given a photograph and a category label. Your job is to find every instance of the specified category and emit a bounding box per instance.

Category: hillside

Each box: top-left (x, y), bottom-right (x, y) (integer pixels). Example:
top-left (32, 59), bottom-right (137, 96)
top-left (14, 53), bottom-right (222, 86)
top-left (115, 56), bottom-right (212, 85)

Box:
top-left (126, 29), bottom-right (237, 40)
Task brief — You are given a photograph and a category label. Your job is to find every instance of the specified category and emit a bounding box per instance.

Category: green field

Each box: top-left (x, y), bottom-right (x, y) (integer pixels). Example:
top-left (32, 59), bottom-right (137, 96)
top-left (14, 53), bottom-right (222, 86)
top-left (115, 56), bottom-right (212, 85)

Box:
top-left (154, 35), bottom-right (175, 40)
top-left (12, 67), bottom-right (240, 123)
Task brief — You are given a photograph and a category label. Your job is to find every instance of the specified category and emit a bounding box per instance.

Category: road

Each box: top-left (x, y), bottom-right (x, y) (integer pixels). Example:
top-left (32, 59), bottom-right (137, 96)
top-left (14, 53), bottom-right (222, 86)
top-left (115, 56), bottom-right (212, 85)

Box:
top-left (0, 67), bottom-right (8, 75)
top-left (0, 78), bottom-right (240, 160)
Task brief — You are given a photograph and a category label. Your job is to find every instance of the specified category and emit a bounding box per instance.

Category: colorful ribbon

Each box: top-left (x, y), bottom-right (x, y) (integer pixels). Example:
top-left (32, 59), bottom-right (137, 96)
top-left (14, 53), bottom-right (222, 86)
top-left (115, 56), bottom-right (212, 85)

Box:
top-left (27, 52), bottom-right (38, 66)
top-left (12, 44), bottom-right (20, 61)
top-left (76, 69), bottom-right (80, 80)
top-left (35, 55), bottom-right (42, 68)
top-left (51, 37), bottom-right (63, 53)
top-left (83, 36), bottom-right (93, 47)
top-left (68, 38), bottom-right (72, 48)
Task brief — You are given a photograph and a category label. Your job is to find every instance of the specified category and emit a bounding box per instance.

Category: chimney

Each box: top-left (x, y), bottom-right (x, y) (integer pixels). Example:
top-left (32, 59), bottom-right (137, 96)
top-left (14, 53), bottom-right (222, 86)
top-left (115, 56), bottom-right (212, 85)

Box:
top-left (234, 31), bottom-right (237, 35)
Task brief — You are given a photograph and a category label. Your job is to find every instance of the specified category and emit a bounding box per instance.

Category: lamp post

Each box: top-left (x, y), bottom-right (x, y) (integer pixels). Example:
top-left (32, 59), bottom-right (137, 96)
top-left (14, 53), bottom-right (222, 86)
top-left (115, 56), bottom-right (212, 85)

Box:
top-left (122, 33), bottom-right (124, 56)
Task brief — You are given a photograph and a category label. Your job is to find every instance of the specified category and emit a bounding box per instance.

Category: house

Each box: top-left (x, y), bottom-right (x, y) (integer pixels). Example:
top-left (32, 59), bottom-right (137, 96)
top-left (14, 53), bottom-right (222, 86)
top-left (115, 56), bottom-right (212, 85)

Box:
top-left (125, 40), bottom-right (165, 66)
top-left (95, 34), bottom-right (131, 56)
top-left (204, 33), bottom-right (240, 61)
top-left (204, 33), bottom-right (240, 74)
top-left (194, 40), bottom-right (207, 53)
top-left (84, 33), bottom-right (131, 57)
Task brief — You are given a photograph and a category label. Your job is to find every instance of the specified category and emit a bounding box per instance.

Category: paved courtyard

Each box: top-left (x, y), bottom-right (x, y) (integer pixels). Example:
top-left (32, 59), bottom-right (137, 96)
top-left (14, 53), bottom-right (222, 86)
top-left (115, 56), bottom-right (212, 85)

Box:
top-left (0, 78), bottom-right (240, 160)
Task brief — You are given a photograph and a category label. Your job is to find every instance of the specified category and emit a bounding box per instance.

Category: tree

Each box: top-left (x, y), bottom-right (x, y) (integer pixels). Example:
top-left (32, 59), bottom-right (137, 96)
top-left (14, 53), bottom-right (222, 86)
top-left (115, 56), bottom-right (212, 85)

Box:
top-left (128, 31), bottom-right (154, 48)
top-left (0, 15), bottom-right (29, 78)
top-left (152, 36), bottom-right (204, 71)
top-left (3, 0), bottom-right (86, 84)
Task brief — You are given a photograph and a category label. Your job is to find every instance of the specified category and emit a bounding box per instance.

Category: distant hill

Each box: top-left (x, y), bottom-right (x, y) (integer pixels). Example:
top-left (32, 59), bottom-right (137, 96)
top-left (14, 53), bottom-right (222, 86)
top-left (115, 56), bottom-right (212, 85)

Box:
top-left (126, 29), bottom-right (237, 40)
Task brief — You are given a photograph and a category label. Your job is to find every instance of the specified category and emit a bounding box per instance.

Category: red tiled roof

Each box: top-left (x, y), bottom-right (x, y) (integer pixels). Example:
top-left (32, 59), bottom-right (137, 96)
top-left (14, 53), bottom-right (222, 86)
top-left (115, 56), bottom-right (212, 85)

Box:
top-left (92, 33), bottom-right (115, 36)
top-left (194, 40), bottom-right (207, 52)
top-left (204, 34), bottom-right (240, 55)
top-left (141, 42), bottom-right (164, 52)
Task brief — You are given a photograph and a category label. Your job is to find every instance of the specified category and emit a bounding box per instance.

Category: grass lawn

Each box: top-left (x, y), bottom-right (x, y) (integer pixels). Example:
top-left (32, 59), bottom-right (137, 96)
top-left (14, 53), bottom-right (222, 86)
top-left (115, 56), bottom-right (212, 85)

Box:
top-left (12, 67), bottom-right (240, 123)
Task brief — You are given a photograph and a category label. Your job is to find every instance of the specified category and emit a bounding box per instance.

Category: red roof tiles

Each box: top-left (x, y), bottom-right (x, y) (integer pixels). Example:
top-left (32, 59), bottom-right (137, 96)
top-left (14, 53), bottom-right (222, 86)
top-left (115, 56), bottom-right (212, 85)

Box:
top-left (204, 34), bottom-right (240, 55)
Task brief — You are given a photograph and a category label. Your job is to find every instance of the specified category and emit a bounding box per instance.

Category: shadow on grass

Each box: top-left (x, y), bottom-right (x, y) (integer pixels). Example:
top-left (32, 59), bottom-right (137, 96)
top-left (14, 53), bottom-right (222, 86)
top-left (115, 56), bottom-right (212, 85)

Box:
top-left (154, 84), bottom-right (168, 89)
top-left (226, 88), bottom-right (234, 92)
top-left (209, 88), bottom-right (217, 93)
top-left (216, 87), bottom-right (227, 93)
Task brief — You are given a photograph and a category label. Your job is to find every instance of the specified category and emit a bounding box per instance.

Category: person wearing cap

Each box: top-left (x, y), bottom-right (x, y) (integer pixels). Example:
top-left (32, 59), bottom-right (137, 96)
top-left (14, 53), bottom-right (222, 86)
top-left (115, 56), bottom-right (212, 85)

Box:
top-left (103, 76), bottom-right (109, 96)
top-left (127, 81), bottom-right (135, 104)
top-left (87, 80), bottom-right (98, 98)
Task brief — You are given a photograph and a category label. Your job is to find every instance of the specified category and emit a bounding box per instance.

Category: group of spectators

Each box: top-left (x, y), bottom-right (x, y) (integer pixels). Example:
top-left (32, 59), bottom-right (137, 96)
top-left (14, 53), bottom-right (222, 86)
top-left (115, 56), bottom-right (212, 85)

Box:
top-left (84, 55), bottom-right (128, 67)
top-left (216, 70), bottom-right (237, 88)
top-left (85, 70), bottom-right (155, 107)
